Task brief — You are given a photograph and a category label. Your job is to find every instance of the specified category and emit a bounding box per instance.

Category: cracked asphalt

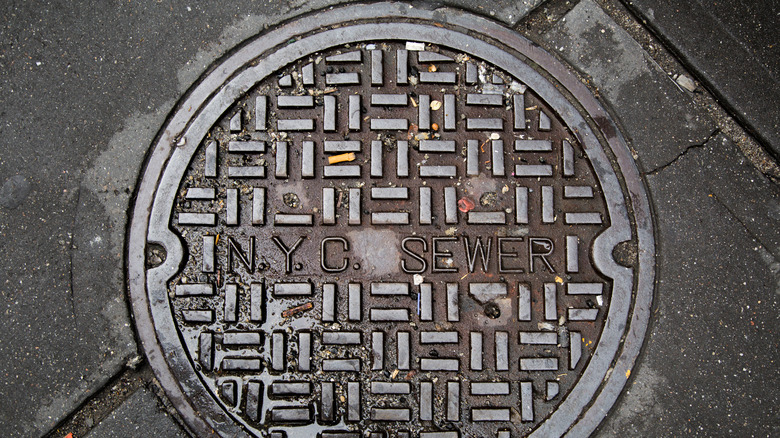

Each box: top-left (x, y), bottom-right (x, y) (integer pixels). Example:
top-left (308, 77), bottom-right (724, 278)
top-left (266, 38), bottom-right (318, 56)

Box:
top-left (0, 0), bottom-right (776, 437)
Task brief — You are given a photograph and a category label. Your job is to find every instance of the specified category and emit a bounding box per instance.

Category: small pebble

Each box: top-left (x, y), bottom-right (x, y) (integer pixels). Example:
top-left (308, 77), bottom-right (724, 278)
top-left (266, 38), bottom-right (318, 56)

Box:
top-left (675, 74), bottom-right (696, 92)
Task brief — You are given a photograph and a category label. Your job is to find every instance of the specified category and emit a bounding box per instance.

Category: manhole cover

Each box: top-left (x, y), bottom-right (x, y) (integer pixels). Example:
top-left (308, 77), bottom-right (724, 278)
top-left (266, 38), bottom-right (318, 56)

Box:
top-left (128, 3), bottom-right (654, 438)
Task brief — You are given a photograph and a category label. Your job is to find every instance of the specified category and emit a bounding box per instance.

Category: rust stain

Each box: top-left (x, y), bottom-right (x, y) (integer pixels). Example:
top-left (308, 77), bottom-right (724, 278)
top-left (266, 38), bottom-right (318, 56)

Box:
top-left (282, 302), bottom-right (314, 318)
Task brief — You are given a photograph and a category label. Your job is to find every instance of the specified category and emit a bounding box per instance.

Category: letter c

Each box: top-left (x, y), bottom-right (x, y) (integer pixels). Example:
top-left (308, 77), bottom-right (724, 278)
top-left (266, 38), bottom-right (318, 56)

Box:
top-left (321, 236), bottom-right (349, 272)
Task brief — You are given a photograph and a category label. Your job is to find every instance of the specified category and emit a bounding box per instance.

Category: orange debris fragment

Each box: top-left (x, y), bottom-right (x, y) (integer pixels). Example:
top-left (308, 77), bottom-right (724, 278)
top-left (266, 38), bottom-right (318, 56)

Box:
top-left (282, 302), bottom-right (314, 318)
top-left (328, 153), bottom-right (356, 164)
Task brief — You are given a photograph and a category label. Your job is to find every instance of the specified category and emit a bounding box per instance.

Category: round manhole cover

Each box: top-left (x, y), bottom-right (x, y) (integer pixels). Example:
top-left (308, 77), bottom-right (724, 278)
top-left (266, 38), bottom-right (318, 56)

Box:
top-left (128, 3), bottom-right (654, 437)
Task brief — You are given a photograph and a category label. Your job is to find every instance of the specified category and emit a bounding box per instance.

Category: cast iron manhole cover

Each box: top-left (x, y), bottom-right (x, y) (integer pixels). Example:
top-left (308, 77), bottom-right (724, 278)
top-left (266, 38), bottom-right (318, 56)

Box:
top-left (128, 3), bottom-right (654, 437)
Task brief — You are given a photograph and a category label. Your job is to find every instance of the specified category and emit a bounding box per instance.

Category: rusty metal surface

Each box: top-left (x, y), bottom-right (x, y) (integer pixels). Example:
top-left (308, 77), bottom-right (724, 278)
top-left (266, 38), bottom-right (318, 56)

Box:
top-left (127, 3), bottom-right (655, 437)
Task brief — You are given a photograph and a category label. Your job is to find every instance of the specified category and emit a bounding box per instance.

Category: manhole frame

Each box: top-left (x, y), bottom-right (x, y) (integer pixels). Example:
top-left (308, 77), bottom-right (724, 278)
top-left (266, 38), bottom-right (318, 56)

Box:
top-left (127, 3), bottom-right (656, 437)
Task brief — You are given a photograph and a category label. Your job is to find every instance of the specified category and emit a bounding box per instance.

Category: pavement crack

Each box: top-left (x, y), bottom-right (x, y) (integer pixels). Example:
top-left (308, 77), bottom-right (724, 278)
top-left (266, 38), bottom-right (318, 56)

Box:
top-left (67, 184), bottom-right (82, 318)
top-left (643, 129), bottom-right (719, 176)
top-left (45, 365), bottom-right (153, 438)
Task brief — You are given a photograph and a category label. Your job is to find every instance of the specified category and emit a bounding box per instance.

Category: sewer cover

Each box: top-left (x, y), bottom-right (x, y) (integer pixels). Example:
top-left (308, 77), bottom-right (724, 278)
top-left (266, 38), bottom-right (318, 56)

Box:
top-left (127, 3), bottom-right (655, 438)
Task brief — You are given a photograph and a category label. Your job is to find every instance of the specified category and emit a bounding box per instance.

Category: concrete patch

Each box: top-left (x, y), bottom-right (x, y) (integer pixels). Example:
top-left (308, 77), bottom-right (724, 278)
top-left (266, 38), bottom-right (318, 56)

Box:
top-left (623, 0), bottom-right (780, 157)
top-left (32, 104), bottom-right (177, 437)
top-left (598, 365), bottom-right (668, 436)
top-left (542, 0), bottom-right (715, 172)
top-left (86, 388), bottom-right (187, 438)
top-left (612, 132), bottom-right (780, 436)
